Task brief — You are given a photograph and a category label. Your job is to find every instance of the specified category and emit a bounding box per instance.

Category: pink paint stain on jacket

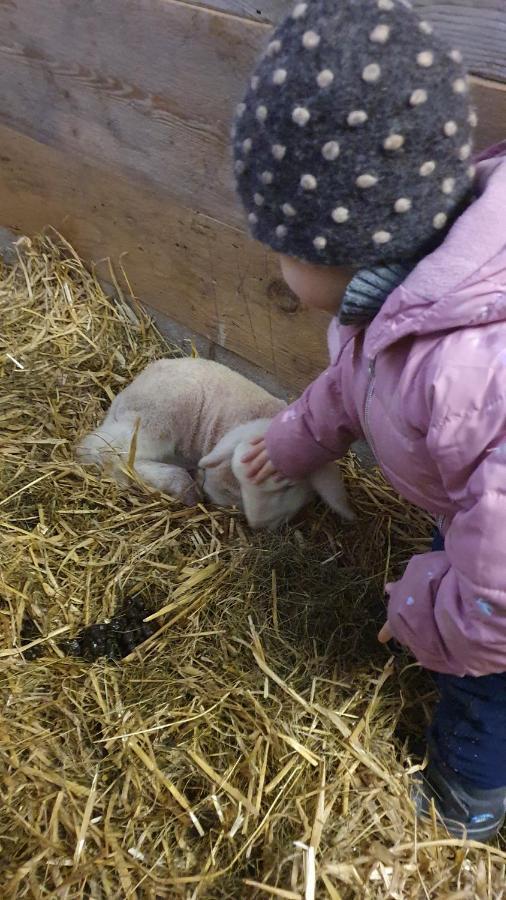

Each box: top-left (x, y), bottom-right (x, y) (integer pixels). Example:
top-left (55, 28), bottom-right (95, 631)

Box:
top-left (266, 143), bottom-right (506, 677)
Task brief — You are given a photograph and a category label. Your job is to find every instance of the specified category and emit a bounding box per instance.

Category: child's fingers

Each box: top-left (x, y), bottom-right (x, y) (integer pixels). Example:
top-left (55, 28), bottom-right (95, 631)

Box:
top-left (377, 623), bottom-right (393, 643)
top-left (241, 437), bottom-right (266, 464)
top-left (245, 449), bottom-right (270, 477)
top-left (253, 460), bottom-right (277, 484)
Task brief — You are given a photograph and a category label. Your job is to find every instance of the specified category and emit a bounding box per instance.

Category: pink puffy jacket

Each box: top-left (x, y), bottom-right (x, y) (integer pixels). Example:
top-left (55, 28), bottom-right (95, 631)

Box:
top-left (266, 143), bottom-right (506, 678)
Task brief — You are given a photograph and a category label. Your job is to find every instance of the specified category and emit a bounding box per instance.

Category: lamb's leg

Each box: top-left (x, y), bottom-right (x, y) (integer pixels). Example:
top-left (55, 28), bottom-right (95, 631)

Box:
top-left (134, 461), bottom-right (201, 507)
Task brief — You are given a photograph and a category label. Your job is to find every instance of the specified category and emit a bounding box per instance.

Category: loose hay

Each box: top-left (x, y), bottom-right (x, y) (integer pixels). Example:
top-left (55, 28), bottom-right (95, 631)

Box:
top-left (1, 233), bottom-right (504, 899)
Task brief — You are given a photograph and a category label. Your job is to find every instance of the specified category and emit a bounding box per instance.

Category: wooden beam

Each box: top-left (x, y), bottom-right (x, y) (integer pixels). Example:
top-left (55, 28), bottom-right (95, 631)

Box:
top-left (0, 121), bottom-right (330, 391)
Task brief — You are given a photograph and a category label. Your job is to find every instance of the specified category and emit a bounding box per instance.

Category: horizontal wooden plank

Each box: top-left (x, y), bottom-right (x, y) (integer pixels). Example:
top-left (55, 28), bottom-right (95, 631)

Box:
top-left (0, 121), bottom-right (330, 391)
top-left (0, 0), bottom-right (267, 229)
top-left (187, 0), bottom-right (506, 83)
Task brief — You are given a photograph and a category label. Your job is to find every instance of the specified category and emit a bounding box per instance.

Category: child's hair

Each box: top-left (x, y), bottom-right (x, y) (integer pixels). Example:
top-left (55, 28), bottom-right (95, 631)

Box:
top-left (232, 0), bottom-right (476, 268)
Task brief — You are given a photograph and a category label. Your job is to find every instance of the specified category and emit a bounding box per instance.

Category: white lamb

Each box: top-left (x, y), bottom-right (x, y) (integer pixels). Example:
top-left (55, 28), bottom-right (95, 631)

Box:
top-left (76, 358), bottom-right (354, 529)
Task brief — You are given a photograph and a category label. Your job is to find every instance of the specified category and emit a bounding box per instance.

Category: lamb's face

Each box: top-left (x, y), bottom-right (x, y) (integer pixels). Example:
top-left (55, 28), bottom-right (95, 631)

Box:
top-left (200, 459), bottom-right (244, 511)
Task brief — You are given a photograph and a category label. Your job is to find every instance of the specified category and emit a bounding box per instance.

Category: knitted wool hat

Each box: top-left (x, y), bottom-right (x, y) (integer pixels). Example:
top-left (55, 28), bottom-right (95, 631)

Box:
top-left (232, 0), bottom-right (477, 267)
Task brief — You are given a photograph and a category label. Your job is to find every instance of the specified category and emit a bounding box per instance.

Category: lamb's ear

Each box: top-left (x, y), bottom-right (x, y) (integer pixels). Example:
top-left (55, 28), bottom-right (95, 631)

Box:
top-left (310, 463), bottom-right (355, 521)
top-left (199, 430), bottom-right (240, 469)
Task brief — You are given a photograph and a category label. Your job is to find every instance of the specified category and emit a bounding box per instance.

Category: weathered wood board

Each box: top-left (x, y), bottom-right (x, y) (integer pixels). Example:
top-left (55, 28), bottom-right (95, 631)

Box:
top-left (0, 0), bottom-right (504, 390)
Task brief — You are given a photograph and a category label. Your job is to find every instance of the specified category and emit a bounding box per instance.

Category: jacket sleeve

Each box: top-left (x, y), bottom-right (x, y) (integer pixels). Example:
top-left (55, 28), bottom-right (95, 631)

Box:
top-left (387, 370), bottom-right (506, 676)
top-left (264, 340), bottom-right (361, 480)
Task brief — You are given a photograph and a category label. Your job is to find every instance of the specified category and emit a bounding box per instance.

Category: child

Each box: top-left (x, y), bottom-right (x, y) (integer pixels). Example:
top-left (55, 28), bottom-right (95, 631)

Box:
top-left (232, 0), bottom-right (506, 839)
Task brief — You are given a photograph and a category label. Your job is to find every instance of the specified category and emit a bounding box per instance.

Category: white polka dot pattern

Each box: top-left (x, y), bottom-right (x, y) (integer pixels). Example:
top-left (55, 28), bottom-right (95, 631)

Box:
top-left (313, 236), bottom-right (327, 250)
top-left (242, 138), bottom-right (252, 153)
top-left (300, 173), bottom-right (317, 190)
top-left (256, 105), bottom-right (268, 122)
top-left (235, 160), bottom-right (245, 175)
top-left (272, 68), bottom-right (287, 85)
top-left (419, 20), bottom-right (433, 35)
top-left (419, 160), bottom-right (436, 176)
top-left (322, 141), bottom-right (340, 160)
top-left (409, 88), bottom-right (428, 106)
top-left (331, 206), bottom-right (349, 223)
top-left (276, 224), bottom-right (287, 238)
top-left (468, 110), bottom-right (478, 127)
top-left (254, 193), bottom-right (264, 206)
top-left (458, 143), bottom-right (471, 160)
top-left (449, 49), bottom-right (463, 63)
top-left (453, 78), bottom-right (467, 94)
top-left (467, 165), bottom-right (476, 179)
top-left (271, 143), bottom-right (286, 160)
top-left (383, 133), bottom-right (405, 151)
top-left (373, 230), bottom-right (391, 244)
top-left (251, 75), bottom-right (259, 90)
top-left (362, 63), bottom-right (381, 83)
top-left (347, 110), bottom-right (368, 126)
top-left (261, 170), bottom-right (273, 184)
top-left (236, 103), bottom-right (246, 117)
top-left (317, 69), bottom-right (334, 88)
top-left (267, 40), bottom-right (281, 56)
top-left (441, 177), bottom-right (455, 194)
top-left (292, 106), bottom-right (310, 126)
top-left (282, 203), bottom-right (296, 217)
top-left (356, 173), bottom-right (378, 188)
top-left (443, 120), bottom-right (458, 137)
top-left (377, 0), bottom-right (394, 9)
top-left (292, 2), bottom-right (307, 19)
top-left (248, 212), bottom-right (258, 225)
top-left (302, 30), bottom-right (320, 49)
top-left (417, 51), bottom-right (434, 68)
top-left (394, 197), bottom-right (411, 213)
top-left (369, 24), bottom-right (390, 44)
top-left (433, 212), bottom-right (447, 229)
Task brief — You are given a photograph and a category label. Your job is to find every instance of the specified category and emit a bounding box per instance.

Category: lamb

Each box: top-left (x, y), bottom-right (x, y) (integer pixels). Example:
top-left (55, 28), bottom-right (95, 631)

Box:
top-left (76, 357), bottom-right (354, 529)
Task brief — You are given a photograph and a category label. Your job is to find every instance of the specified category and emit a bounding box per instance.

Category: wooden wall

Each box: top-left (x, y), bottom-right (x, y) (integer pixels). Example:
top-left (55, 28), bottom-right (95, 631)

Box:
top-left (0, 0), bottom-right (504, 391)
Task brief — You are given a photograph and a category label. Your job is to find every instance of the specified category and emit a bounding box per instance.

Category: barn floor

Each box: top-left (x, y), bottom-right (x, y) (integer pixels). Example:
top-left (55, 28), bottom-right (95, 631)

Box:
top-left (1, 234), bottom-right (504, 899)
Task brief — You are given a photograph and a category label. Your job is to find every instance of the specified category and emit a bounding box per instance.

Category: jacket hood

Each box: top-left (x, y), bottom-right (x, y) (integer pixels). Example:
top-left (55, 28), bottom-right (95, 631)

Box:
top-left (365, 142), bottom-right (506, 359)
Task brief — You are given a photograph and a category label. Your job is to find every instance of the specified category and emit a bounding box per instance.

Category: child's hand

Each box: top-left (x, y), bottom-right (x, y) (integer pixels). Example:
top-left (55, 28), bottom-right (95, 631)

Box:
top-left (241, 437), bottom-right (282, 484)
top-left (378, 622), bottom-right (393, 643)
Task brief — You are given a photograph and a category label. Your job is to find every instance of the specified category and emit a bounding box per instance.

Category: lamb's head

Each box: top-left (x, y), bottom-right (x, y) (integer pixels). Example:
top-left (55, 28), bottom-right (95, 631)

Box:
top-left (199, 420), bottom-right (354, 530)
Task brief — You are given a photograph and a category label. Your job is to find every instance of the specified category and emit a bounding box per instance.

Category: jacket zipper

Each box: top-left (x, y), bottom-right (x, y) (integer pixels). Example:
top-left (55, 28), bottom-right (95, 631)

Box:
top-left (363, 359), bottom-right (378, 460)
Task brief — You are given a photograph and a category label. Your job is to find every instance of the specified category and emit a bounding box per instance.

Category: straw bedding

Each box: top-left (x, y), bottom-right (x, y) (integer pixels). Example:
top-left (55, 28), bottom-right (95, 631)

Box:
top-left (1, 234), bottom-right (504, 899)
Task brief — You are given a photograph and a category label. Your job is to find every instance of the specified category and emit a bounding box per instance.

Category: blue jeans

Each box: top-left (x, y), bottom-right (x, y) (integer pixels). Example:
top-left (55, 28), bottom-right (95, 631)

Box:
top-left (429, 531), bottom-right (506, 788)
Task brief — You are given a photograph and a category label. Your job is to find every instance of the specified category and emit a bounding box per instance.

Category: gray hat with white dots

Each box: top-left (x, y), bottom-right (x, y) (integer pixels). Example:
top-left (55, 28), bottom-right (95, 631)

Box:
top-left (232, 0), bottom-right (477, 267)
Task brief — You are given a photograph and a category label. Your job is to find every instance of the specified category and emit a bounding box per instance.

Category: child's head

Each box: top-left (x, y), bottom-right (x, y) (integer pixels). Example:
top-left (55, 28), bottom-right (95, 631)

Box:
top-left (232, 0), bottom-right (476, 285)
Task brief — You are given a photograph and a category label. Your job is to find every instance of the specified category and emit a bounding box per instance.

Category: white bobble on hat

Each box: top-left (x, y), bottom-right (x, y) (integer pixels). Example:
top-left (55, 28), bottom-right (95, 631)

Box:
top-left (317, 69), bottom-right (334, 88)
top-left (453, 77), bottom-right (468, 94)
top-left (362, 63), bottom-right (381, 83)
top-left (383, 133), bottom-right (405, 151)
top-left (356, 173), bottom-right (378, 188)
top-left (271, 143), bottom-right (286, 160)
top-left (373, 230), bottom-right (392, 245)
top-left (322, 141), bottom-right (340, 160)
top-left (433, 212), bottom-right (448, 229)
top-left (409, 88), bottom-right (428, 106)
top-left (417, 50), bottom-right (434, 68)
top-left (441, 177), bottom-right (455, 194)
top-left (369, 24), bottom-right (390, 44)
top-left (292, 106), bottom-right (311, 126)
top-left (347, 110), bottom-right (368, 126)
top-left (266, 39), bottom-right (281, 55)
top-left (394, 197), bottom-right (412, 213)
top-left (302, 30), bottom-right (320, 49)
top-left (292, 2), bottom-right (307, 19)
top-left (331, 206), bottom-right (349, 223)
top-left (300, 173), bottom-right (317, 190)
top-left (443, 120), bottom-right (458, 137)
top-left (272, 68), bottom-right (287, 85)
